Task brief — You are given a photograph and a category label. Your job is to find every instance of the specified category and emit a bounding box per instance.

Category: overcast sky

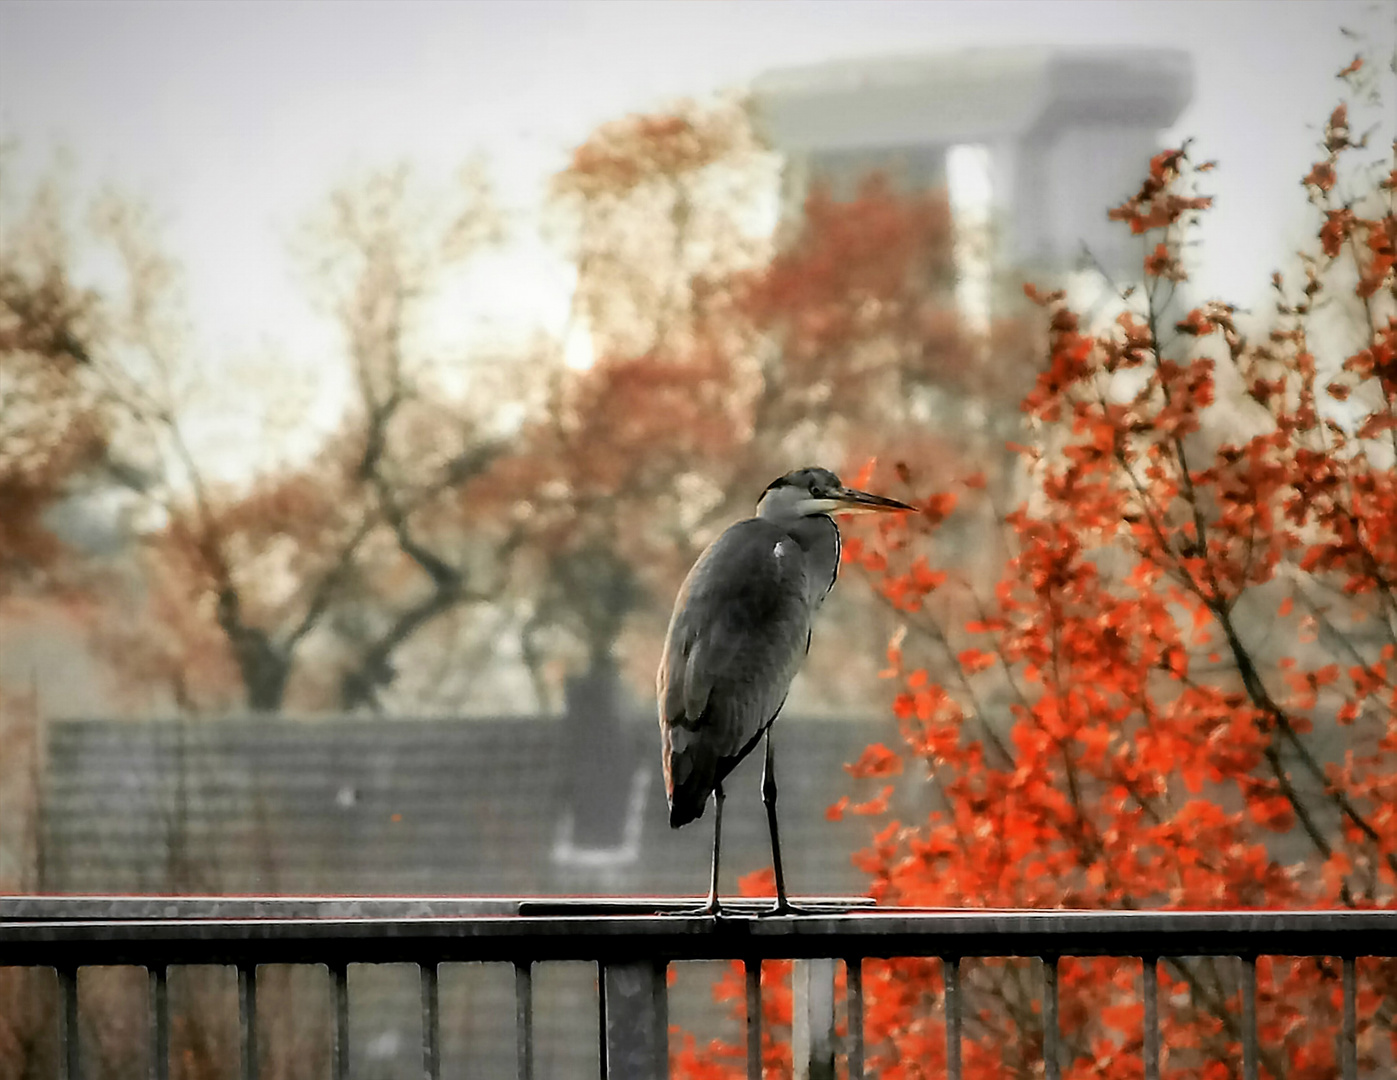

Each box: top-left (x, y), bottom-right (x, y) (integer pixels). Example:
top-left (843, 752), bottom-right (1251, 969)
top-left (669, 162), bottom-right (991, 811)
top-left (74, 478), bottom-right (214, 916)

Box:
top-left (2, 0), bottom-right (1392, 457)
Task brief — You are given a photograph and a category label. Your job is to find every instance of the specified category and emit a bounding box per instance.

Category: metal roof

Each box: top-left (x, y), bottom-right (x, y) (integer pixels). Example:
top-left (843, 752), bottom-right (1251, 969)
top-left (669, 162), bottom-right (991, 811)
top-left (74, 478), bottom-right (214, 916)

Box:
top-left (41, 713), bottom-right (897, 899)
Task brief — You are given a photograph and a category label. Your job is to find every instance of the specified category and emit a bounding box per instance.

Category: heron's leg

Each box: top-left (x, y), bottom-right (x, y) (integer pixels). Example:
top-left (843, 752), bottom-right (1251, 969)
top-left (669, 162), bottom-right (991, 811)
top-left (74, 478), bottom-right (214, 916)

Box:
top-left (761, 729), bottom-right (792, 914)
top-left (705, 783), bottom-right (725, 916)
top-left (756, 728), bottom-right (855, 918)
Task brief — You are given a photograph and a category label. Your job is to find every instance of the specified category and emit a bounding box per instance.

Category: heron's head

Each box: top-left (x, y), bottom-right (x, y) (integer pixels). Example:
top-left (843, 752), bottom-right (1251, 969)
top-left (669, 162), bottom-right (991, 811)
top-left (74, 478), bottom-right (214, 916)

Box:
top-left (756, 467), bottom-right (915, 522)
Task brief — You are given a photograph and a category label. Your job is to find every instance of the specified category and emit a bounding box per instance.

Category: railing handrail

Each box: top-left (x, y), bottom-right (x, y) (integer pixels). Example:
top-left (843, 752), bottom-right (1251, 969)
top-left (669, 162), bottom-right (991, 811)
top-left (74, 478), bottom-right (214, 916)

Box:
top-left (2, 903), bottom-right (1394, 967)
top-left (0, 895), bottom-right (870, 920)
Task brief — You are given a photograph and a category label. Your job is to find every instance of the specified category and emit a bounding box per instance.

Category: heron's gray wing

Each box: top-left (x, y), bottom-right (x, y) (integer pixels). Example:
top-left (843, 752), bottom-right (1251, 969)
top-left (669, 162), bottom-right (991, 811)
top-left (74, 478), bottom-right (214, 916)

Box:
top-left (658, 519), bottom-right (813, 824)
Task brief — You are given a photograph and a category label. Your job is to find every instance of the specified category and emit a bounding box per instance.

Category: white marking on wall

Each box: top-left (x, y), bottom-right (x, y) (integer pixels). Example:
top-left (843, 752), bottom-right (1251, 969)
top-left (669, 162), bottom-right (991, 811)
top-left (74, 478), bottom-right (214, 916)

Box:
top-left (552, 766), bottom-right (653, 874)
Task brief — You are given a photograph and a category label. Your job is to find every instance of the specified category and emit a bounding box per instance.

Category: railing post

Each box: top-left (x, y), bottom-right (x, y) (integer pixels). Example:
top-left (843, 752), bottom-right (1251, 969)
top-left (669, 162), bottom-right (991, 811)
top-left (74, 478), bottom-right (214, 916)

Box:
top-left (421, 962), bottom-right (440, 1080)
top-left (1142, 957), bottom-right (1159, 1080)
top-left (330, 962), bottom-right (349, 1080)
top-left (149, 965), bottom-right (169, 1080)
top-left (745, 959), bottom-right (762, 1080)
top-left (515, 960), bottom-right (534, 1080)
top-left (599, 958), bottom-right (668, 1080)
top-left (792, 959), bottom-right (836, 1080)
top-left (1240, 956), bottom-right (1258, 1080)
top-left (1042, 956), bottom-right (1060, 1080)
top-left (943, 956), bottom-right (961, 1080)
top-left (238, 963), bottom-right (258, 1080)
top-left (1341, 955), bottom-right (1357, 1080)
top-left (845, 957), bottom-right (865, 1080)
top-left (57, 965), bottom-right (79, 1080)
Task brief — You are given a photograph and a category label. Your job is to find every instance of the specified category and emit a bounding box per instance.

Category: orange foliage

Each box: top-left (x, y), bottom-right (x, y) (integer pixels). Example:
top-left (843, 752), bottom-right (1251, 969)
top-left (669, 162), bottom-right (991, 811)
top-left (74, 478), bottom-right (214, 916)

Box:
top-left (739, 174), bottom-right (1031, 412)
top-left (555, 102), bottom-right (751, 201)
top-left (0, 263), bottom-right (105, 593)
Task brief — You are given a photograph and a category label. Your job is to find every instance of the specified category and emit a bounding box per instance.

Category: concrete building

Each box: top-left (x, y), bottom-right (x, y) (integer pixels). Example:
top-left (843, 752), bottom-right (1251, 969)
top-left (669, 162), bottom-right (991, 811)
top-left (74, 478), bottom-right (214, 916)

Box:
top-left (752, 46), bottom-right (1194, 280)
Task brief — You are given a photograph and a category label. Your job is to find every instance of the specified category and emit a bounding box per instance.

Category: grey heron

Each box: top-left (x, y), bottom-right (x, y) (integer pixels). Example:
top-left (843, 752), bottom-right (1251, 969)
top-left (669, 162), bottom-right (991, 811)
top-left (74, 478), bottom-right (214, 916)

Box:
top-left (657, 466), bottom-right (915, 915)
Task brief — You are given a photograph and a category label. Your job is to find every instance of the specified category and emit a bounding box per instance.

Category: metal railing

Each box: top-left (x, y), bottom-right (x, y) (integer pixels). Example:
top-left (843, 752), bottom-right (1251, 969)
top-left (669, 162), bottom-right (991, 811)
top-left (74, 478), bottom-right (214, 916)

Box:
top-left (1, 897), bottom-right (1393, 1080)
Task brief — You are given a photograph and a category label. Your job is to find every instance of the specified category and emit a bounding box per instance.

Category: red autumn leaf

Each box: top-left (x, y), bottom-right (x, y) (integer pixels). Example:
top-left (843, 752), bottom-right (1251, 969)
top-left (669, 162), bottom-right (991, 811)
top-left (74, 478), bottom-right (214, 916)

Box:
top-left (737, 868), bottom-right (776, 898)
top-left (850, 785), bottom-right (894, 816)
top-left (957, 648), bottom-right (995, 675)
top-left (1249, 795), bottom-right (1297, 833)
top-left (1320, 207), bottom-right (1355, 256)
top-left (846, 743), bottom-right (904, 779)
top-left (920, 491), bottom-right (958, 524)
top-left (1304, 160), bottom-right (1337, 192)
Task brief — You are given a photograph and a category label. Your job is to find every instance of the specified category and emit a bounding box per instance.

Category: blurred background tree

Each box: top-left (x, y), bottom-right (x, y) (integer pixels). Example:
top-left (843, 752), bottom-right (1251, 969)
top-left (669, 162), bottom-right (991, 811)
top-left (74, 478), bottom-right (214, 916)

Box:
top-left (475, 98), bottom-right (1034, 711)
top-left (0, 90), bottom-right (1036, 720)
top-left (0, 153), bottom-right (107, 600)
top-left (2, 162), bottom-right (527, 716)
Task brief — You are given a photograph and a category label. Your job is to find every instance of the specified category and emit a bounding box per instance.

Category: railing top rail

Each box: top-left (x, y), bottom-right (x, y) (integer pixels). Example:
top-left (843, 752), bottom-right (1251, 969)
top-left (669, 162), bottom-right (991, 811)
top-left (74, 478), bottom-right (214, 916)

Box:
top-left (0, 904), bottom-right (1393, 967)
top-left (0, 896), bottom-right (874, 921)
top-left (0, 896), bottom-right (530, 921)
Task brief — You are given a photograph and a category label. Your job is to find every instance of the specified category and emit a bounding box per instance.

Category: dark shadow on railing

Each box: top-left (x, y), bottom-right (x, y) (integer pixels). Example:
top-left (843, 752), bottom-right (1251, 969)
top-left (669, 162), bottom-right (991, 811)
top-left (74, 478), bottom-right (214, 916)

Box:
top-left (2, 898), bottom-right (1393, 1079)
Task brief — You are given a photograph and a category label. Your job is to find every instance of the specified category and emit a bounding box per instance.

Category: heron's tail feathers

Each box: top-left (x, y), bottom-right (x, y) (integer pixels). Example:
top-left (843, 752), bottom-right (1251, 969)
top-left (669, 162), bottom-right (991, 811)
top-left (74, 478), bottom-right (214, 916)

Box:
top-left (668, 780), bottom-right (708, 828)
top-left (663, 737), bottom-right (716, 829)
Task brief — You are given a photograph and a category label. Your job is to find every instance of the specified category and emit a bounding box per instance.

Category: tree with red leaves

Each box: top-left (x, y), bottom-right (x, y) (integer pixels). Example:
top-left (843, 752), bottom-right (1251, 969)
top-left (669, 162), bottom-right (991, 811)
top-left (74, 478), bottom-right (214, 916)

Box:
top-left (679, 57), bottom-right (1397, 1080)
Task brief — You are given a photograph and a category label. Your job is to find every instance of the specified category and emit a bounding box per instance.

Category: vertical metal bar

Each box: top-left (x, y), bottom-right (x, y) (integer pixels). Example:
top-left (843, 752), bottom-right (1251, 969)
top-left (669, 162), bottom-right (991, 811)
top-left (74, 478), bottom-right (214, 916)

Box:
top-left (149, 965), bottom-right (169, 1080)
top-left (1240, 956), bottom-right (1258, 1080)
top-left (1142, 957), bottom-right (1159, 1080)
top-left (57, 966), bottom-right (79, 1080)
top-left (1341, 956), bottom-right (1357, 1080)
top-left (943, 957), bottom-right (961, 1080)
top-left (421, 962), bottom-right (440, 1080)
top-left (745, 959), bottom-right (762, 1080)
top-left (515, 961), bottom-right (534, 1080)
top-left (845, 958), bottom-right (864, 1080)
top-left (793, 959), bottom-right (836, 1080)
top-left (792, 960), bottom-right (811, 1080)
top-left (1043, 957), bottom-right (1060, 1080)
top-left (598, 962), bottom-right (609, 1079)
top-left (600, 959), bottom-right (669, 1080)
top-left (331, 962), bottom-right (349, 1080)
top-left (651, 960), bottom-right (669, 1080)
top-left (239, 963), bottom-right (258, 1080)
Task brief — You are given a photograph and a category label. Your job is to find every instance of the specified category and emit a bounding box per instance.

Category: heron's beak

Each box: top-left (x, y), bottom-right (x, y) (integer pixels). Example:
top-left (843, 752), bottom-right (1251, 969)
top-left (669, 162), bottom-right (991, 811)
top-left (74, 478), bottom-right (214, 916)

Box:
top-left (830, 486), bottom-right (917, 514)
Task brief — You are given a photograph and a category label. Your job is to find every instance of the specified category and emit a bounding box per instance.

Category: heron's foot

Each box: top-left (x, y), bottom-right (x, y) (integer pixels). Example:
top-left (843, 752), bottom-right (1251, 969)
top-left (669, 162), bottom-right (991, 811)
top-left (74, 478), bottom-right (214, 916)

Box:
top-left (667, 896), bottom-right (725, 919)
top-left (759, 897), bottom-right (848, 917)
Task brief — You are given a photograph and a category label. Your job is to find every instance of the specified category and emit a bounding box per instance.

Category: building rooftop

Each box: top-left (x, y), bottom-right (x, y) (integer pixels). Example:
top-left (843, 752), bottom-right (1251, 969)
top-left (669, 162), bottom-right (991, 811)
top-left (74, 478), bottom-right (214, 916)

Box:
top-left (41, 712), bottom-right (902, 899)
top-left (752, 45), bottom-right (1193, 152)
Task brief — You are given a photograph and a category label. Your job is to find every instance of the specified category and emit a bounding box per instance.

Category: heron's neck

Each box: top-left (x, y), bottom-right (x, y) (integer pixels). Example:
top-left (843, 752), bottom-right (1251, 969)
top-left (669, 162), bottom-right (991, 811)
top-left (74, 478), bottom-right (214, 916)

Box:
top-left (783, 513), bottom-right (840, 605)
top-left (780, 512), bottom-right (837, 544)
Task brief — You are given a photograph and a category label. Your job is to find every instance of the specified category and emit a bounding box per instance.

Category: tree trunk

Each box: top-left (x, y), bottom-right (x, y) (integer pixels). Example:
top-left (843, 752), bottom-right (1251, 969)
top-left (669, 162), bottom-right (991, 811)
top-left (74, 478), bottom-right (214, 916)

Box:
top-left (230, 629), bottom-right (290, 713)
